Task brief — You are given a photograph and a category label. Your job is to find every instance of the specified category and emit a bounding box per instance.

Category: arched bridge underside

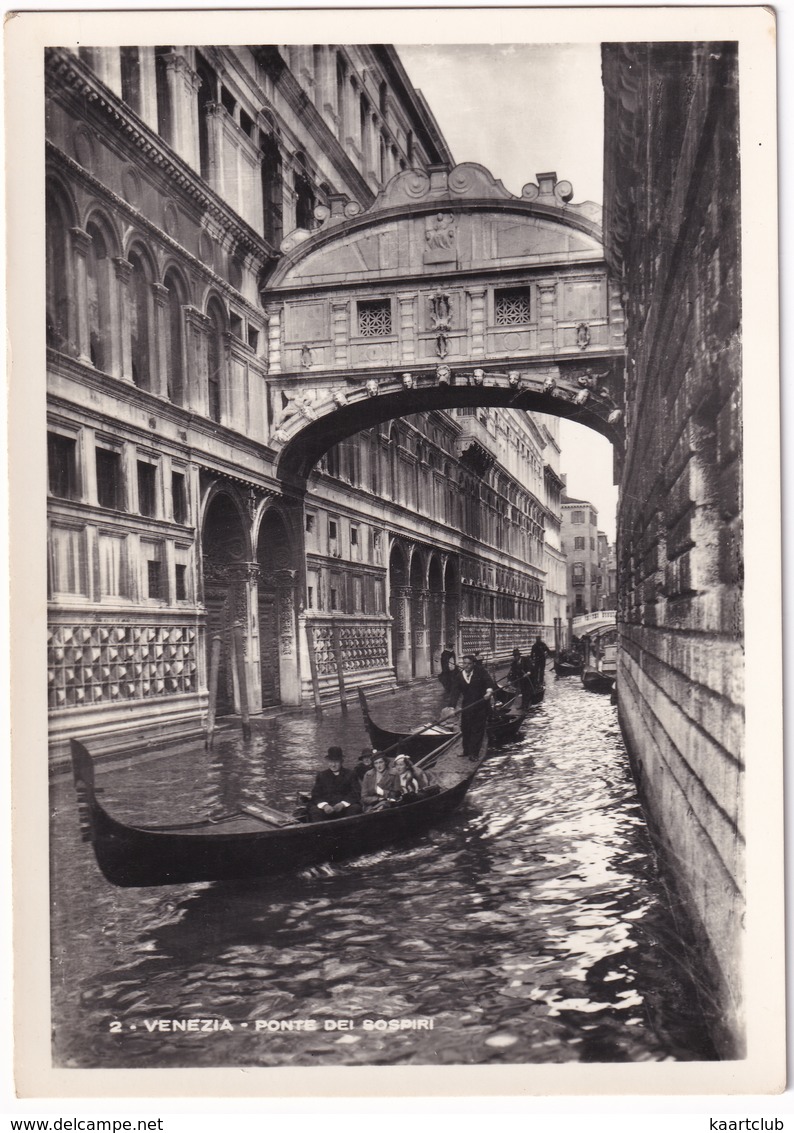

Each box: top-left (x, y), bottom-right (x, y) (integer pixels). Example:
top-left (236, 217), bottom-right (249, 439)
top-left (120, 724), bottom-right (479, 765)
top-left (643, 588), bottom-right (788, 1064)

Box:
top-left (261, 162), bottom-right (626, 490)
top-left (276, 381), bottom-right (622, 487)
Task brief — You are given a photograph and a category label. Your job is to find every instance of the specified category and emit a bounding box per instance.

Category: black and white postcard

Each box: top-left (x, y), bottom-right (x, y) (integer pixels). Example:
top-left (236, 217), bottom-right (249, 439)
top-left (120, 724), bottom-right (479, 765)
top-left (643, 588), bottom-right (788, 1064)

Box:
top-left (5, 5), bottom-right (783, 1103)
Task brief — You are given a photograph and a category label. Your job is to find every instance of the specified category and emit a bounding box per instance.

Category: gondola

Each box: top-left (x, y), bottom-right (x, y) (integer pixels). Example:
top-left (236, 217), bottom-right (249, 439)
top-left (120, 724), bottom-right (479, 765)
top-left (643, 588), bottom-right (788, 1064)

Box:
top-left (554, 655), bottom-right (584, 677)
top-left (581, 668), bottom-right (616, 694)
top-left (70, 721), bottom-right (482, 888)
top-left (358, 684), bottom-right (533, 752)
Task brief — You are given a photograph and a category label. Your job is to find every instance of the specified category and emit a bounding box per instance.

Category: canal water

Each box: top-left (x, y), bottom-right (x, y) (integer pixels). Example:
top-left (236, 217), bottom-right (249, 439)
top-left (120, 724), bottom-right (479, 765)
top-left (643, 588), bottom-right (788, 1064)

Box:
top-left (50, 670), bottom-right (717, 1068)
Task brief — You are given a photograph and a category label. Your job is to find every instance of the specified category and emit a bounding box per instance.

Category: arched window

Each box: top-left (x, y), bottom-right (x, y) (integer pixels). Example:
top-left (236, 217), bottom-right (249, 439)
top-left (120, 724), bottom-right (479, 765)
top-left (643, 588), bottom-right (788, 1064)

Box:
top-left (294, 159), bottom-right (315, 230)
top-left (154, 46), bottom-right (173, 145)
top-left (128, 251), bottom-right (151, 389)
top-left (163, 269), bottom-right (186, 406)
top-left (46, 194), bottom-right (71, 352)
top-left (260, 134), bottom-right (283, 247)
top-left (196, 53), bottom-right (217, 181)
top-left (85, 222), bottom-right (113, 372)
top-left (360, 96), bottom-right (371, 167)
top-left (119, 47), bottom-right (141, 115)
top-left (336, 54), bottom-right (347, 139)
top-left (206, 298), bottom-right (226, 423)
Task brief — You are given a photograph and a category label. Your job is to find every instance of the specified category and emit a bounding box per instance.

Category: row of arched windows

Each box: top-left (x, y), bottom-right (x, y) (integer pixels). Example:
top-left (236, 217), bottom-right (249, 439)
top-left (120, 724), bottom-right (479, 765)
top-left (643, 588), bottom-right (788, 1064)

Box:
top-left (46, 183), bottom-right (236, 425)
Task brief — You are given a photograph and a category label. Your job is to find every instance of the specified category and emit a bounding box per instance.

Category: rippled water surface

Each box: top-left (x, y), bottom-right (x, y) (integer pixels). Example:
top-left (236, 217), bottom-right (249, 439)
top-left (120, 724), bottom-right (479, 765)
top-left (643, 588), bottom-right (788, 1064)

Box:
top-left (50, 673), bottom-right (717, 1067)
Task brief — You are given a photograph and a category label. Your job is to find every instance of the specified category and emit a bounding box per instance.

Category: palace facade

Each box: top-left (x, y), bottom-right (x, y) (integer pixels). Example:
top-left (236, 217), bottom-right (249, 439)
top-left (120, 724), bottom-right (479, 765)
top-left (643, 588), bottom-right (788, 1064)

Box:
top-left (46, 45), bottom-right (568, 755)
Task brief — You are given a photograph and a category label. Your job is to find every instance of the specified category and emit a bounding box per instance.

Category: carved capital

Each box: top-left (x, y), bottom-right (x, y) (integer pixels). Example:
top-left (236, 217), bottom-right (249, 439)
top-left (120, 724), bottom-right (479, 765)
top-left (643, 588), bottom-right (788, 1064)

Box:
top-left (112, 256), bottom-right (133, 284)
top-left (69, 226), bottom-right (92, 256)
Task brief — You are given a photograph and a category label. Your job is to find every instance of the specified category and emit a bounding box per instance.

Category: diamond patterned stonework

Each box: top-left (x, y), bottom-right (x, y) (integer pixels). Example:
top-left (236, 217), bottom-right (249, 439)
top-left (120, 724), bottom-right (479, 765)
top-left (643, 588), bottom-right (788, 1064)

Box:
top-left (48, 623), bottom-right (198, 709)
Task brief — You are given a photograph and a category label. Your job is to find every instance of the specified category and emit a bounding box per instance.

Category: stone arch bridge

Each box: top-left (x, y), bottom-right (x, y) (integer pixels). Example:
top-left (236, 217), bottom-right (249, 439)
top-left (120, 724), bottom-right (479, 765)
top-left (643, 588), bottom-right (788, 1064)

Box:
top-left (260, 162), bottom-right (626, 493)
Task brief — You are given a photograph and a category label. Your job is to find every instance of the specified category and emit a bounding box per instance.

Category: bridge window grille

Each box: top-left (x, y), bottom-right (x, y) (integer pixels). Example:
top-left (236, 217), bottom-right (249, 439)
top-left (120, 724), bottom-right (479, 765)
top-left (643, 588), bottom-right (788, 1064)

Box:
top-left (357, 298), bottom-right (392, 337)
top-left (495, 287), bottom-right (530, 325)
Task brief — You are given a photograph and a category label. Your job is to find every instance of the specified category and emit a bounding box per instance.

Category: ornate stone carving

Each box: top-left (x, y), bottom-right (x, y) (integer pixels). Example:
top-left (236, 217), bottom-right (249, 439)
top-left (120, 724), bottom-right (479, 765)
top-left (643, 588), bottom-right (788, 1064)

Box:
top-left (436, 364), bottom-right (451, 385)
top-left (424, 213), bottom-right (457, 264)
top-left (577, 322), bottom-right (592, 348)
top-left (429, 291), bottom-right (452, 358)
top-left (48, 623), bottom-right (198, 708)
top-left (366, 379), bottom-right (379, 397)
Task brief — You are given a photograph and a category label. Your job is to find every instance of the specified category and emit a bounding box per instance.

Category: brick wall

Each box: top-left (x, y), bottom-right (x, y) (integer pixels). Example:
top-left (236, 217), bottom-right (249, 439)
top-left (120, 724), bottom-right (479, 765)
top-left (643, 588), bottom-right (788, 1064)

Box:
top-left (603, 43), bottom-right (744, 1055)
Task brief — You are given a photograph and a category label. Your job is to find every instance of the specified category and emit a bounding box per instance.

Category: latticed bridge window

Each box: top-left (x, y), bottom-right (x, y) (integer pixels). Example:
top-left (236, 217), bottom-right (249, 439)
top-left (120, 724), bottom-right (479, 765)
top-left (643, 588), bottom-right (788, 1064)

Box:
top-left (357, 298), bottom-right (392, 337)
top-left (495, 287), bottom-right (531, 325)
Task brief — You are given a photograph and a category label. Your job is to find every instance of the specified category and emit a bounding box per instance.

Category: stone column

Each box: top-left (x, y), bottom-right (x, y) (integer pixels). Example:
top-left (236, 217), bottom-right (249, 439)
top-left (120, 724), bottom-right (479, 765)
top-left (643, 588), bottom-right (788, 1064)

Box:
top-left (203, 102), bottom-right (225, 196)
top-left (413, 588), bottom-right (431, 678)
top-left (390, 584), bottom-right (412, 683)
top-left (265, 304), bottom-right (282, 374)
top-left (150, 282), bottom-right (170, 398)
top-left (469, 288), bottom-right (487, 357)
top-left (331, 301), bottom-right (350, 368)
top-left (112, 257), bottom-right (133, 381)
top-left (399, 294), bottom-right (416, 363)
top-left (138, 48), bottom-right (159, 133)
top-left (183, 305), bottom-right (211, 415)
top-left (537, 282), bottom-right (557, 353)
top-left (69, 227), bottom-right (92, 365)
top-left (162, 51), bottom-right (202, 167)
top-left (313, 46), bottom-right (335, 118)
top-left (274, 568), bottom-right (301, 705)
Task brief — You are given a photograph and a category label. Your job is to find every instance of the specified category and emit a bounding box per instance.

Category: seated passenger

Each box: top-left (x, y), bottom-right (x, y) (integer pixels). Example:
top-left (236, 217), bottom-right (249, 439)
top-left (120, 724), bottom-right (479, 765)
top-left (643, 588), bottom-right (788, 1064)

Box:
top-left (354, 747), bottom-right (376, 782)
top-left (308, 746), bottom-right (362, 822)
top-left (393, 753), bottom-right (431, 798)
top-left (360, 753), bottom-right (399, 811)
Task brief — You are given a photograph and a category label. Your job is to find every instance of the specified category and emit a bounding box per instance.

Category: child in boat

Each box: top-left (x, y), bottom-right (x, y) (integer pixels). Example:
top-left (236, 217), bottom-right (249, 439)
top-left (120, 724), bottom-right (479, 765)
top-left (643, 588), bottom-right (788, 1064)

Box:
top-left (361, 753), bottom-right (399, 811)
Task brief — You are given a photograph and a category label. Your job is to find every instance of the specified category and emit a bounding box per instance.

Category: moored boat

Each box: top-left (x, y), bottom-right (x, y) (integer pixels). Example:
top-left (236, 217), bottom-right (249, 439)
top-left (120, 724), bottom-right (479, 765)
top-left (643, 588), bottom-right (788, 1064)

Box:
top-left (554, 653), bottom-right (584, 677)
top-left (70, 723), bottom-right (482, 889)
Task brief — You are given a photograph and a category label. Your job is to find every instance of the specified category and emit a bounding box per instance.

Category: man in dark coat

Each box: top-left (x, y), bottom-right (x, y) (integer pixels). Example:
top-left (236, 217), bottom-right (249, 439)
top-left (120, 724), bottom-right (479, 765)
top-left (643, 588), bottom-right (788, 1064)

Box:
top-left (508, 646), bottom-right (536, 710)
top-left (529, 635), bottom-right (550, 686)
top-left (309, 746), bottom-right (362, 822)
top-left (439, 643), bottom-right (455, 674)
top-left (453, 653), bottom-right (495, 760)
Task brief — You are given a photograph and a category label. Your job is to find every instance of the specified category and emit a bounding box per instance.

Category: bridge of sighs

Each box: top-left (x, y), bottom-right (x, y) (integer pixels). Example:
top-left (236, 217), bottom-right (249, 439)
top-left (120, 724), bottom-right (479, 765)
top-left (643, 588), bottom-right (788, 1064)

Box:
top-left (210, 162), bottom-right (627, 706)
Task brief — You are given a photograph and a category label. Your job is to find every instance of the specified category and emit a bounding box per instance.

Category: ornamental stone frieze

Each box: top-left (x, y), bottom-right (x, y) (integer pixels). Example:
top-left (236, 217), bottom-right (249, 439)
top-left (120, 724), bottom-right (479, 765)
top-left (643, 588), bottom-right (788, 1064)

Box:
top-left (260, 160), bottom-right (626, 482)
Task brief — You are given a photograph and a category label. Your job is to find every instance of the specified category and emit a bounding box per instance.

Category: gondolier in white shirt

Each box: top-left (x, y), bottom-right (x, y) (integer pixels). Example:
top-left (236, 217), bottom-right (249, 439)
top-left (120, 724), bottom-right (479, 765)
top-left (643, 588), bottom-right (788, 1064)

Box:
top-left (452, 653), bottom-right (495, 760)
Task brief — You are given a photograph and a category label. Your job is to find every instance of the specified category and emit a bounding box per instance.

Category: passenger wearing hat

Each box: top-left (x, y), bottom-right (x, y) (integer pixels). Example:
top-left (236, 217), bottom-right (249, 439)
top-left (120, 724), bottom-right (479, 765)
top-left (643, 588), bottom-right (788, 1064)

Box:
top-left (353, 747), bottom-right (376, 782)
top-left (308, 746), bottom-right (362, 822)
top-left (393, 753), bottom-right (430, 798)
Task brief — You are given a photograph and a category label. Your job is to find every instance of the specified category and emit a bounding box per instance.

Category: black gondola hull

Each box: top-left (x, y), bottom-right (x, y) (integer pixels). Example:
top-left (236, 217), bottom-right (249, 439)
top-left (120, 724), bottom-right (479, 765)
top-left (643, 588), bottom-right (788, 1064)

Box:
top-left (71, 730), bottom-right (477, 888)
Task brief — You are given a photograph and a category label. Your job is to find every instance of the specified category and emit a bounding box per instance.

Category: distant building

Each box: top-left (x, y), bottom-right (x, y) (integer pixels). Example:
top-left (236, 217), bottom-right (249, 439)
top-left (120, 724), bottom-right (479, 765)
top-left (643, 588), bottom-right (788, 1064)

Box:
top-left (560, 496), bottom-right (600, 616)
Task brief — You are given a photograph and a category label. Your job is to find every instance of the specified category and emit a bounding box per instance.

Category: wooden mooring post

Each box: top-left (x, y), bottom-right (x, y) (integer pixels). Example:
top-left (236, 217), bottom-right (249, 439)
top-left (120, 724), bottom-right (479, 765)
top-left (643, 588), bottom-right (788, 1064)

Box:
top-left (330, 622), bottom-right (348, 715)
top-left (305, 623), bottom-right (323, 712)
top-left (232, 621), bottom-right (251, 740)
top-left (205, 633), bottom-right (222, 751)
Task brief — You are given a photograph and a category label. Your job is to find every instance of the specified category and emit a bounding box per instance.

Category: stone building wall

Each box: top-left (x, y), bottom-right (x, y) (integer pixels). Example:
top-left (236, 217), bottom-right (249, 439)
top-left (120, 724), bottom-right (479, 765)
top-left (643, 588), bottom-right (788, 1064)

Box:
top-left (602, 42), bottom-right (743, 1055)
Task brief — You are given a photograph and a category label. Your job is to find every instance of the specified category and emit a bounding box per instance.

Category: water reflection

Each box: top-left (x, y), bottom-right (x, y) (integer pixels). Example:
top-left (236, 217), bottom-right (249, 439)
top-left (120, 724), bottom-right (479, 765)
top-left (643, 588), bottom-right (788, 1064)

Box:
top-left (50, 674), bottom-right (717, 1068)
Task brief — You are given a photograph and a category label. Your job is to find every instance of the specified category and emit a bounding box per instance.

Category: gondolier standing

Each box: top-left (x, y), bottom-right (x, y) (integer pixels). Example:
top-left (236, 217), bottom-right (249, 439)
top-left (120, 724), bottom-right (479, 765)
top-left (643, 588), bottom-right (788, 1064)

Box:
top-left (529, 635), bottom-right (550, 687)
top-left (453, 653), bottom-right (495, 760)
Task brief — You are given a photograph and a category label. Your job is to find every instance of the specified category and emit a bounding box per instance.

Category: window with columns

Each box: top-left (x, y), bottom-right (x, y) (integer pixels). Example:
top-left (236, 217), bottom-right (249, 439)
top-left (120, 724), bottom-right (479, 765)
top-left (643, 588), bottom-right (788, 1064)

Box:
top-left (294, 161), bottom-right (315, 231)
top-left (163, 268), bottom-right (186, 406)
top-left (46, 194), bottom-right (72, 352)
top-left (206, 298), bottom-right (226, 423)
top-left (85, 223), bottom-right (113, 372)
top-left (196, 53), bottom-right (217, 182)
top-left (154, 46), bottom-right (173, 146)
top-left (128, 252), bottom-right (151, 389)
top-left (119, 47), bottom-right (142, 115)
top-left (336, 54), bottom-right (347, 140)
top-left (260, 134), bottom-right (283, 247)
